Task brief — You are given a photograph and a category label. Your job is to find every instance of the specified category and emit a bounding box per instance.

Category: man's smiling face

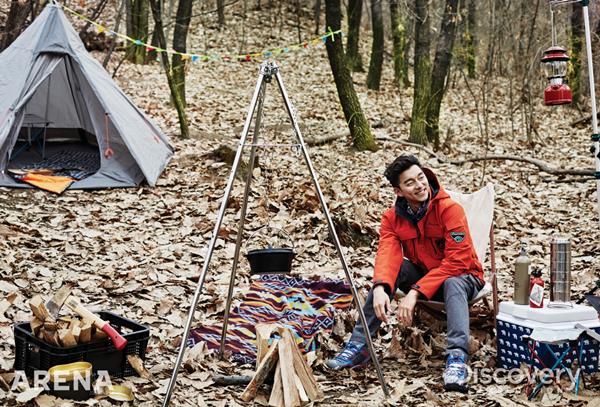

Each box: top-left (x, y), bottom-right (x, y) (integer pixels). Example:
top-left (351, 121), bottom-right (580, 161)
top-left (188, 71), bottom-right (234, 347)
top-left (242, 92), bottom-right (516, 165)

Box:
top-left (394, 165), bottom-right (430, 206)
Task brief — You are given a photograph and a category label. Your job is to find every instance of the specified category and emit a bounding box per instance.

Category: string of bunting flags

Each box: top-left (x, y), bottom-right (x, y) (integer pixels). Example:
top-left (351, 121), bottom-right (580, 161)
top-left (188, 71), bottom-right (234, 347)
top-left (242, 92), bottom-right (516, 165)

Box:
top-left (58, 2), bottom-right (343, 63)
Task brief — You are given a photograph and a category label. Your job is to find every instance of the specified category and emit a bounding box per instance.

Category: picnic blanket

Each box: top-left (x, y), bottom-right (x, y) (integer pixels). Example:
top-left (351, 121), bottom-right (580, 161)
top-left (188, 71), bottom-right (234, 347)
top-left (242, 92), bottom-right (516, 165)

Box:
top-left (188, 274), bottom-right (353, 365)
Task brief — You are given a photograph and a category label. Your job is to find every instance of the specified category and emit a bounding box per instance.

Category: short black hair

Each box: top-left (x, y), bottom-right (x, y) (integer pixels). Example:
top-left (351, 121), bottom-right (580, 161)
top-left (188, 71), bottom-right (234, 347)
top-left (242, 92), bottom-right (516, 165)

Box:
top-left (384, 155), bottom-right (422, 187)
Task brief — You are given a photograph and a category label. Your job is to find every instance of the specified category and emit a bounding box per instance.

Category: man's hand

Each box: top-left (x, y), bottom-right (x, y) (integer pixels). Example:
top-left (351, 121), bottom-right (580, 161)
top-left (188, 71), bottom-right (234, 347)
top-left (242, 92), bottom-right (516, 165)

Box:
top-left (373, 285), bottom-right (390, 324)
top-left (397, 289), bottom-right (419, 326)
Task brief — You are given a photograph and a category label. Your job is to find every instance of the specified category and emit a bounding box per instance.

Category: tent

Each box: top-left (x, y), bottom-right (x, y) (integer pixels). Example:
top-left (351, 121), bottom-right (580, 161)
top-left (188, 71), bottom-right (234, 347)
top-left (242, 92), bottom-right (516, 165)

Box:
top-left (0, 3), bottom-right (173, 189)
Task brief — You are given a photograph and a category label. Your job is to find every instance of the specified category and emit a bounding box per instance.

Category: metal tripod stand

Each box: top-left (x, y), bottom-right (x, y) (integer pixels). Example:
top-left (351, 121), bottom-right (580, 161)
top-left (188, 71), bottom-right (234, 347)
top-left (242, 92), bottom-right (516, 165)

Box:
top-left (162, 61), bottom-right (389, 406)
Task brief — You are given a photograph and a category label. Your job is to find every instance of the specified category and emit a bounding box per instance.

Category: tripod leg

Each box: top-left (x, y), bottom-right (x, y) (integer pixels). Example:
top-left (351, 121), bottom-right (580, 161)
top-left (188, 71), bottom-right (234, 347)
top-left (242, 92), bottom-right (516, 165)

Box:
top-left (219, 82), bottom-right (267, 357)
top-left (273, 67), bottom-right (390, 398)
top-left (162, 66), bottom-right (268, 407)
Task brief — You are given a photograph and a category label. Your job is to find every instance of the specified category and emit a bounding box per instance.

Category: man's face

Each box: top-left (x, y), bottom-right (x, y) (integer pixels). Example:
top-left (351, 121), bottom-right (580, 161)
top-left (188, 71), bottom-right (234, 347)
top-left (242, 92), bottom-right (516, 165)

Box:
top-left (394, 165), bottom-right (430, 205)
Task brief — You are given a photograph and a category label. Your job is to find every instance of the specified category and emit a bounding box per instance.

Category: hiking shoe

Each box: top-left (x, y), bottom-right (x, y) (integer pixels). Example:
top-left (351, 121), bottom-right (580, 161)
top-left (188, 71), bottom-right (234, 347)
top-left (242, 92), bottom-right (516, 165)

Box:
top-left (325, 341), bottom-right (371, 370)
top-left (443, 349), bottom-right (469, 393)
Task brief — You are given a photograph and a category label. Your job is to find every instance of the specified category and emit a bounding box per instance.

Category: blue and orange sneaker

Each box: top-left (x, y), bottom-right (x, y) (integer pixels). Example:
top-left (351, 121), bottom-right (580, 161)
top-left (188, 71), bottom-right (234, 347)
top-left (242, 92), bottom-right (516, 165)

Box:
top-left (443, 349), bottom-right (469, 393)
top-left (325, 341), bottom-right (371, 370)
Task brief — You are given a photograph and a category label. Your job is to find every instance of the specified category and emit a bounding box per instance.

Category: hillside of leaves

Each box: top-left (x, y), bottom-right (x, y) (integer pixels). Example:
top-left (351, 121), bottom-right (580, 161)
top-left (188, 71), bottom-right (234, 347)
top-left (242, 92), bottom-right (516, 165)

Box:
top-left (1, 1), bottom-right (600, 406)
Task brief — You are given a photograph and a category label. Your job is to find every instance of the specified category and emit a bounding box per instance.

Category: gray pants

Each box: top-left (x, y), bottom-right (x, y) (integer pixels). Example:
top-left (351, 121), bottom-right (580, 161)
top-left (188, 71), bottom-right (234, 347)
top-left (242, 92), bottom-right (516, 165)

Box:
top-left (349, 259), bottom-right (483, 354)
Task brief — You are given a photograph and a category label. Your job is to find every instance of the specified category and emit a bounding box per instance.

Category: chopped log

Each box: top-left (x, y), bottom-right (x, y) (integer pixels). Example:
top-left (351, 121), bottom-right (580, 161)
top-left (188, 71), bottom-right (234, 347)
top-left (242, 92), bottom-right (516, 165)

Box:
top-left (43, 328), bottom-right (61, 347)
top-left (92, 329), bottom-right (108, 342)
top-left (58, 329), bottom-right (77, 347)
top-left (43, 320), bottom-right (58, 331)
top-left (71, 325), bottom-right (81, 343)
top-left (30, 317), bottom-right (43, 336)
top-left (278, 334), bottom-right (301, 407)
top-left (29, 296), bottom-right (52, 321)
top-left (127, 355), bottom-right (151, 379)
top-left (282, 329), bottom-right (323, 401)
top-left (241, 339), bottom-right (280, 402)
top-left (294, 373), bottom-right (309, 405)
top-left (79, 320), bottom-right (93, 343)
top-left (255, 323), bottom-right (281, 368)
top-left (268, 364), bottom-right (284, 407)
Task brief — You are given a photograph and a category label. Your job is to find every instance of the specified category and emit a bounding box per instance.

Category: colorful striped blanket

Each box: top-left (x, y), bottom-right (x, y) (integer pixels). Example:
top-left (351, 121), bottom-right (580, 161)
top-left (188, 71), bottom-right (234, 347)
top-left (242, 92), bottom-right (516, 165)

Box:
top-left (188, 274), bottom-right (353, 365)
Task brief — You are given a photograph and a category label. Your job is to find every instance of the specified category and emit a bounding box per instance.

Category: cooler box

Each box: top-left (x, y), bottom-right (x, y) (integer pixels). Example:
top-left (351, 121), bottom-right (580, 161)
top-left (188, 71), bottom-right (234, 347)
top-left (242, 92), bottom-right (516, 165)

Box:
top-left (496, 301), bottom-right (600, 373)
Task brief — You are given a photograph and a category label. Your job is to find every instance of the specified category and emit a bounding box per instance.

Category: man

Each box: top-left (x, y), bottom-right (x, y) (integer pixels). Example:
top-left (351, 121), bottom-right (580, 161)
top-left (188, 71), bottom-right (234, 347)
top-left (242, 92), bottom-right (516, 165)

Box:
top-left (326, 155), bottom-right (484, 393)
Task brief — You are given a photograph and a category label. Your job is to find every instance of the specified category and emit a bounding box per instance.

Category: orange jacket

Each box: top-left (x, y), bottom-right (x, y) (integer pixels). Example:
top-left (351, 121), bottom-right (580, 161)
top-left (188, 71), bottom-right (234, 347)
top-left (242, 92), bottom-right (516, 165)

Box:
top-left (372, 168), bottom-right (484, 300)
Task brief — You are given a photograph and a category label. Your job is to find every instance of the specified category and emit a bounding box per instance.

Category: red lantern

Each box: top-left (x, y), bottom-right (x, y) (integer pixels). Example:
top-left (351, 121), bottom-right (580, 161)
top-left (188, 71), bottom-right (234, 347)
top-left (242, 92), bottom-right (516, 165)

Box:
top-left (541, 45), bottom-right (572, 106)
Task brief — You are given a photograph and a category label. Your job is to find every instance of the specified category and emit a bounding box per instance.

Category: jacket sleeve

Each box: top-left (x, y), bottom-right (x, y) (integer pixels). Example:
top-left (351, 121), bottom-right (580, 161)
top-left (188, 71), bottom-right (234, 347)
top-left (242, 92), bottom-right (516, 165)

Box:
top-left (412, 203), bottom-right (476, 299)
top-left (372, 212), bottom-right (404, 295)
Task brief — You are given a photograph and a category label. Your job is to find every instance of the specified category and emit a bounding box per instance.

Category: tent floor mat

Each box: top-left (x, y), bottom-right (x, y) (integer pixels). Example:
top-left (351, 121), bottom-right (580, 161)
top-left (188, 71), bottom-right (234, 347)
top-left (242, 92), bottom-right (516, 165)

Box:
top-left (8, 142), bottom-right (100, 180)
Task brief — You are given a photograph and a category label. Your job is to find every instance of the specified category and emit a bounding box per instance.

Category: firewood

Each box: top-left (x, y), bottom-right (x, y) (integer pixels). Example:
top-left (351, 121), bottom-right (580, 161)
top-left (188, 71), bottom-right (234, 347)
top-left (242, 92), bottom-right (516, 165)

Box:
top-left (92, 328), bottom-right (108, 342)
top-left (127, 355), bottom-right (151, 379)
top-left (79, 320), bottom-right (93, 343)
top-left (268, 364), bottom-right (284, 407)
top-left (282, 329), bottom-right (323, 401)
top-left (277, 334), bottom-right (301, 407)
top-left (241, 339), bottom-right (280, 402)
top-left (43, 328), bottom-right (60, 347)
top-left (294, 374), bottom-right (309, 405)
top-left (256, 323), bottom-right (281, 368)
top-left (58, 328), bottom-right (77, 347)
top-left (71, 325), bottom-right (81, 343)
top-left (30, 318), bottom-right (43, 336)
top-left (29, 296), bottom-right (51, 321)
top-left (43, 320), bottom-right (58, 331)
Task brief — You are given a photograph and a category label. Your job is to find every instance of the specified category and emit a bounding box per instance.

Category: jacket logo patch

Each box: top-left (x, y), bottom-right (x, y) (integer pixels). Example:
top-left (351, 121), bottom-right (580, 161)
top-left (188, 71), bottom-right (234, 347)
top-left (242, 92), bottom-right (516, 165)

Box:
top-left (450, 232), bottom-right (465, 243)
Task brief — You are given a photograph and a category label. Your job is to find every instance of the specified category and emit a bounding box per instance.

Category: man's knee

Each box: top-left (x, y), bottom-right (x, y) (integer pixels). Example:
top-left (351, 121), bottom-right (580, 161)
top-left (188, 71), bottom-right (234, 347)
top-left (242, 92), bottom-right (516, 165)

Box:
top-left (443, 276), bottom-right (468, 295)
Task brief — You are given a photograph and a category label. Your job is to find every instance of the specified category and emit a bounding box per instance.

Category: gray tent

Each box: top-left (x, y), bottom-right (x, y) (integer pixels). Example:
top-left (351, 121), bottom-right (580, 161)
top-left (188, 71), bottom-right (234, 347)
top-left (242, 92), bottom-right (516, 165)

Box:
top-left (0, 4), bottom-right (173, 189)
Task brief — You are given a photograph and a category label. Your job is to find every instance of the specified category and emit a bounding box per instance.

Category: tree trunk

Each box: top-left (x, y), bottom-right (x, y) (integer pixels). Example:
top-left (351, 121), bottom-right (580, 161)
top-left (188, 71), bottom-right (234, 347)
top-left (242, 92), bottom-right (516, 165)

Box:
top-left (148, 0), bottom-right (189, 139)
top-left (314, 0), bottom-right (321, 35)
top-left (409, 0), bottom-right (431, 146)
top-left (465, 0), bottom-right (476, 78)
top-left (217, 0), bottom-right (225, 26)
top-left (1, 0), bottom-right (30, 51)
top-left (346, 0), bottom-right (364, 72)
top-left (425, 0), bottom-right (459, 149)
top-left (103, 0), bottom-right (127, 68)
top-left (366, 0), bottom-right (384, 90)
top-left (569, 2), bottom-right (583, 105)
top-left (325, 0), bottom-right (377, 151)
top-left (172, 0), bottom-right (193, 108)
top-left (127, 0), bottom-right (149, 64)
top-left (389, 0), bottom-right (410, 88)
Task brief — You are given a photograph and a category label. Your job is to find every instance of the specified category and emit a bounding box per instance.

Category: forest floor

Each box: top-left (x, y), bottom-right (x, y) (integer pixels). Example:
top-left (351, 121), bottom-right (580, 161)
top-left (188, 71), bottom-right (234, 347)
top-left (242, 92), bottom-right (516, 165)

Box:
top-left (2, 1), bottom-right (600, 406)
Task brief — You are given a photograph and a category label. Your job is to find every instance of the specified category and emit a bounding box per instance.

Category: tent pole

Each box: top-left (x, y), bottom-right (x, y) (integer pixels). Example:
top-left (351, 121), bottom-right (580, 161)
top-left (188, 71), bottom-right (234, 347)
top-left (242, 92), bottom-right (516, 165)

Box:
top-left (273, 65), bottom-right (390, 398)
top-left (218, 81), bottom-right (267, 357)
top-left (42, 71), bottom-right (51, 159)
top-left (161, 64), bottom-right (267, 407)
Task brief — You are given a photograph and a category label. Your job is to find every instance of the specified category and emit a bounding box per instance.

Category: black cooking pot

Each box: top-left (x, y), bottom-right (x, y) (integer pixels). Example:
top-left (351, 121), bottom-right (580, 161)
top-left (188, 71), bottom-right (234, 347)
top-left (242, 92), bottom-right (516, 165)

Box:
top-left (246, 246), bottom-right (295, 274)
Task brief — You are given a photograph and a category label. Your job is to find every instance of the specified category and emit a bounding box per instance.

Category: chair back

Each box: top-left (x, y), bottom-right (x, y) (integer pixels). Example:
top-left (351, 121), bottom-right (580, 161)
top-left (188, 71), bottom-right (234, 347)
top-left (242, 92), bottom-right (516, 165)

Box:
top-left (447, 184), bottom-right (495, 263)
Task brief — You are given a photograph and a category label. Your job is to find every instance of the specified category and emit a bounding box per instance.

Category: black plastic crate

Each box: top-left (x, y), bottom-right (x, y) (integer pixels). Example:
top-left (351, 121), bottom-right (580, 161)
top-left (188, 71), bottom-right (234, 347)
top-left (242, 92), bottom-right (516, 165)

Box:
top-left (14, 311), bottom-right (149, 379)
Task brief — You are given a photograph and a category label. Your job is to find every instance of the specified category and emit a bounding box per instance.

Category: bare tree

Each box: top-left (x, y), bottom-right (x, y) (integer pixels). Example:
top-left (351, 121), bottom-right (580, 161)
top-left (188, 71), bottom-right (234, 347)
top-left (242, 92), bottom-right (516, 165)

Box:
top-left (172, 0), bottom-right (193, 107)
top-left (569, 1), bottom-right (583, 104)
top-left (366, 0), bottom-right (384, 90)
top-left (217, 0), bottom-right (225, 26)
top-left (2, 0), bottom-right (31, 51)
top-left (389, 0), bottom-right (410, 88)
top-left (426, 0), bottom-right (459, 149)
top-left (325, 0), bottom-right (377, 151)
top-left (346, 0), bottom-right (364, 72)
top-left (126, 0), bottom-right (149, 64)
top-left (409, 0), bottom-right (431, 145)
top-left (148, 0), bottom-right (189, 139)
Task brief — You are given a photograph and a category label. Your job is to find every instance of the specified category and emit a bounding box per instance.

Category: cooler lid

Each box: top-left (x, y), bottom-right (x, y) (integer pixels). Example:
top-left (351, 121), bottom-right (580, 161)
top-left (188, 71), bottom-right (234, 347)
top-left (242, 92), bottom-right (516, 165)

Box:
top-left (499, 301), bottom-right (599, 323)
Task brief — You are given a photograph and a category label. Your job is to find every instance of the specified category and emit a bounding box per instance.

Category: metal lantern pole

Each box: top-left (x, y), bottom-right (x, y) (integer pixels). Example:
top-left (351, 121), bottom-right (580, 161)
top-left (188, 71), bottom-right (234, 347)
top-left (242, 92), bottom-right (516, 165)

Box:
top-left (581, 0), bottom-right (600, 222)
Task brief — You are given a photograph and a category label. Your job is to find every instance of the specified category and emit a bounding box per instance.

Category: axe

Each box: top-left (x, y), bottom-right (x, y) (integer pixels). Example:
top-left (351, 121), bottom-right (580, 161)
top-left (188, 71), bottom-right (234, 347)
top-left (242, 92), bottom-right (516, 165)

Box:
top-left (65, 297), bottom-right (128, 350)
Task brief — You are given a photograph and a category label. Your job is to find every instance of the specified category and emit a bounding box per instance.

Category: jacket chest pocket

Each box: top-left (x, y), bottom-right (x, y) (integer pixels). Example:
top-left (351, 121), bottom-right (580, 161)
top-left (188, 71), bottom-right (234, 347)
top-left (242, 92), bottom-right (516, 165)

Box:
top-left (425, 225), bottom-right (445, 256)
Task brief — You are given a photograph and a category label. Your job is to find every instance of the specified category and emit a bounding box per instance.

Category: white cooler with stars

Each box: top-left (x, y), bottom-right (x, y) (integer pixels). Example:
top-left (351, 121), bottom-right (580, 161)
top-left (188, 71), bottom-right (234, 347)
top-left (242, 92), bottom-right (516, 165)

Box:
top-left (496, 301), bottom-right (600, 373)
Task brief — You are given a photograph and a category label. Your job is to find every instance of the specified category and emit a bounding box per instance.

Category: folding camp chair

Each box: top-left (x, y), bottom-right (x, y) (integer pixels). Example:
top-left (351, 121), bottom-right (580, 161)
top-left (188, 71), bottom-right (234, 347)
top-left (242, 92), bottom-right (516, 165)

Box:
top-left (412, 183), bottom-right (499, 321)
